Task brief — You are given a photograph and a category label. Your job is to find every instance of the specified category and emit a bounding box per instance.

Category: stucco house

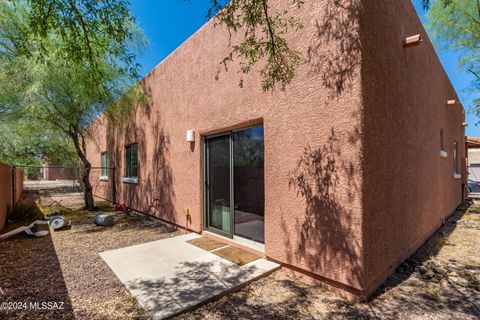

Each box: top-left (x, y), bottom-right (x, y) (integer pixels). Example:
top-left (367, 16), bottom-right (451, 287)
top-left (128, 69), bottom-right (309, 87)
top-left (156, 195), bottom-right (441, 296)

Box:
top-left (42, 162), bottom-right (74, 181)
top-left (86, 0), bottom-right (466, 299)
top-left (466, 137), bottom-right (480, 192)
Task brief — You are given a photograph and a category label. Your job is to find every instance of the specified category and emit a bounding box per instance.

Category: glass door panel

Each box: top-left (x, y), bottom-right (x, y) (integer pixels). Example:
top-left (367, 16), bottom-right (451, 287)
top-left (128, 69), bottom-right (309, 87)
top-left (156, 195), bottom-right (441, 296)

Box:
top-left (233, 125), bottom-right (265, 243)
top-left (205, 134), bottom-right (232, 236)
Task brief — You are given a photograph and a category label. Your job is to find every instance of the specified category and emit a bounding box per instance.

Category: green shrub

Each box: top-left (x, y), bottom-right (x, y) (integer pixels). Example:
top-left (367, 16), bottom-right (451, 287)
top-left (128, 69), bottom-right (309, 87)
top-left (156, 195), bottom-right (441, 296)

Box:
top-left (8, 203), bottom-right (44, 225)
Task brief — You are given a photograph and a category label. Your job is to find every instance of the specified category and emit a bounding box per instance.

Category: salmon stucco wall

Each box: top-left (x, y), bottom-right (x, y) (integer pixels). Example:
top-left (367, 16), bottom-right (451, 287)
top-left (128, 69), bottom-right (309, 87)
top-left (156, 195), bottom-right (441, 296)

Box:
top-left (0, 163), bottom-right (12, 230)
top-left (360, 0), bottom-right (466, 294)
top-left (86, 0), bottom-right (366, 295)
top-left (0, 163), bottom-right (22, 230)
top-left (86, 0), bottom-right (466, 298)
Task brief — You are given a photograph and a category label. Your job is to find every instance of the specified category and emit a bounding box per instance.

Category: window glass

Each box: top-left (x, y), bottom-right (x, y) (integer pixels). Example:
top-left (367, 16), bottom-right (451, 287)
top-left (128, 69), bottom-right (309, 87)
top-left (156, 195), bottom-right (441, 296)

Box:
top-left (125, 144), bottom-right (138, 178)
top-left (454, 141), bottom-right (458, 173)
top-left (125, 147), bottom-right (131, 177)
top-left (131, 144), bottom-right (138, 177)
top-left (440, 129), bottom-right (444, 151)
top-left (101, 152), bottom-right (109, 177)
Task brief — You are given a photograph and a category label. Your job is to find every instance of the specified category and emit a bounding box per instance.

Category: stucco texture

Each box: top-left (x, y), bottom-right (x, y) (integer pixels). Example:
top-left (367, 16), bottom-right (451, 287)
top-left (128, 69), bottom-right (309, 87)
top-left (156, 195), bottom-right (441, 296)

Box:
top-left (0, 163), bottom-right (12, 230)
top-left (0, 163), bottom-right (22, 230)
top-left (86, 0), bottom-right (464, 298)
top-left (360, 0), bottom-right (465, 294)
top-left (87, 0), bottom-right (364, 295)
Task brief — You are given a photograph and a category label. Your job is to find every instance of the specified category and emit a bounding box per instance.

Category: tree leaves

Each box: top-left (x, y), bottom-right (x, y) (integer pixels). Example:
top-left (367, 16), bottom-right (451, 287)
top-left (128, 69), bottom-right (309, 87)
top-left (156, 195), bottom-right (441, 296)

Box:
top-left (0, 0), bottom-right (146, 165)
top-left (422, 0), bottom-right (453, 10)
top-left (426, 0), bottom-right (480, 111)
top-left (6, 0), bottom-right (305, 93)
top-left (209, 0), bottom-right (304, 91)
top-left (5, 0), bottom-right (143, 88)
top-left (0, 119), bottom-right (77, 166)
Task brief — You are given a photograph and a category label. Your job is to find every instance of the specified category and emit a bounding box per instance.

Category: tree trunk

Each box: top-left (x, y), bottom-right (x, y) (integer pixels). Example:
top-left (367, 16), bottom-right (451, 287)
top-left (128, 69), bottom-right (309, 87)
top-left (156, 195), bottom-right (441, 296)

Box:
top-left (70, 131), bottom-right (95, 210)
top-left (82, 161), bottom-right (95, 210)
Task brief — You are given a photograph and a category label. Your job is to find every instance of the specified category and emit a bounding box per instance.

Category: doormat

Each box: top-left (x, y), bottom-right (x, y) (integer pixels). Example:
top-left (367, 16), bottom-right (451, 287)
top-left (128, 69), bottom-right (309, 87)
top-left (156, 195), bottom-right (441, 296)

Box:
top-left (186, 237), bottom-right (227, 252)
top-left (212, 246), bottom-right (260, 266)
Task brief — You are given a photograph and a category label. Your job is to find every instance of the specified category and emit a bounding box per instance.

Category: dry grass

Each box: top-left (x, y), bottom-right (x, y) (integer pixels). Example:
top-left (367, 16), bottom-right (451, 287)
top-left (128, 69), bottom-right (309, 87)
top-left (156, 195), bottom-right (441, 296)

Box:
top-left (463, 212), bottom-right (480, 222)
top-left (0, 201), bottom-right (181, 319)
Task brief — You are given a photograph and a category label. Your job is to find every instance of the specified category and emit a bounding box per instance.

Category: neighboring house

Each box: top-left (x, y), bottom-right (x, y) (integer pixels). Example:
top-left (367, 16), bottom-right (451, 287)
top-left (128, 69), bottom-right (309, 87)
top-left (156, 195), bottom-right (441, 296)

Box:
top-left (42, 163), bottom-right (73, 181)
top-left (86, 0), bottom-right (466, 299)
top-left (466, 137), bottom-right (480, 193)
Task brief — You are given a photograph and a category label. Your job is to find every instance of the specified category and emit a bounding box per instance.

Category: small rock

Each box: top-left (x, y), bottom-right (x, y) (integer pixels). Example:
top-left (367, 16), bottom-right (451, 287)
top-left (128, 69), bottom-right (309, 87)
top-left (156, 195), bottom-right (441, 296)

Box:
top-left (465, 265), bottom-right (476, 271)
top-left (447, 263), bottom-right (459, 270)
top-left (433, 273), bottom-right (443, 282)
top-left (417, 266), bottom-right (428, 274)
top-left (449, 271), bottom-right (459, 277)
top-left (448, 276), bottom-right (459, 284)
top-left (432, 265), bottom-right (447, 275)
top-left (425, 270), bottom-right (435, 279)
top-left (457, 278), bottom-right (469, 287)
top-left (448, 277), bottom-right (469, 287)
top-left (439, 279), bottom-right (449, 288)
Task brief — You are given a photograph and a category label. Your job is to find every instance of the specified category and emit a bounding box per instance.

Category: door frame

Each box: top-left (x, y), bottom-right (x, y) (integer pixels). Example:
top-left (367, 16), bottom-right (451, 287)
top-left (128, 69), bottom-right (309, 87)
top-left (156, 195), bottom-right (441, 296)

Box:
top-left (202, 124), bottom-right (265, 240)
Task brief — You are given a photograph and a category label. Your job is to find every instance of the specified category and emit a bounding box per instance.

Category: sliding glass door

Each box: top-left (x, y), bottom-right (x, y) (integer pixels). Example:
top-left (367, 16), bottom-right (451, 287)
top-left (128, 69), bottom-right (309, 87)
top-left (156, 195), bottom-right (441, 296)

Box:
top-left (204, 125), bottom-right (265, 243)
top-left (205, 133), bottom-right (232, 237)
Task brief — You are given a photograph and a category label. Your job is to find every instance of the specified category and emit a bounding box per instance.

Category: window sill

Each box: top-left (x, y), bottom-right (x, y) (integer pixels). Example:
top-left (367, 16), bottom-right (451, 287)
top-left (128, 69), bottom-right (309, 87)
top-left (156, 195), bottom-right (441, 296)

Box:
top-left (440, 150), bottom-right (448, 158)
top-left (454, 173), bottom-right (461, 179)
top-left (99, 176), bottom-right (109, 181)
top-left (122, 177), bottom-right (138, 184)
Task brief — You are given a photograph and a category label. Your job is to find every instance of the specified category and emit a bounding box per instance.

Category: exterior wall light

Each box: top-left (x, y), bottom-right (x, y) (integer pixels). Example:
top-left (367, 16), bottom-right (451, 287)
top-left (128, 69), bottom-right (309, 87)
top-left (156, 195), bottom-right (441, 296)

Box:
top-left (404, 34), bottom-right (422, 47)
top-left (447, 100), bottom-right (456, 105)
top-left (186, 130), bottom-right (195, 142)
top-left (462, 122), bottom-right (468, 127)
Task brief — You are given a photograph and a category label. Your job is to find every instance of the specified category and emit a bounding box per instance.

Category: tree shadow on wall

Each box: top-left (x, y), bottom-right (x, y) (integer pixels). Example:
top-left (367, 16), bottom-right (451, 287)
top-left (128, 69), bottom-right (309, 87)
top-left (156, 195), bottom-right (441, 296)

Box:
top-left (286, 128), bottom-right (363, 291)
top-left (143, 124), bottom-right (176, 222)
top-left (306, 0), bottom-right (361, 98)
top-left (102, 82), bottom-right (176, 225)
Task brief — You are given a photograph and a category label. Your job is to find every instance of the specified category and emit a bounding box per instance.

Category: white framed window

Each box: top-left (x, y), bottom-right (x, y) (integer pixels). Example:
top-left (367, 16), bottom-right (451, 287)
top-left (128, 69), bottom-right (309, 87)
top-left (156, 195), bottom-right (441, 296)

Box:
top-left (453, 140), bottom-right (461, 179)
top-left (123, 143), bottom-right (138, 184)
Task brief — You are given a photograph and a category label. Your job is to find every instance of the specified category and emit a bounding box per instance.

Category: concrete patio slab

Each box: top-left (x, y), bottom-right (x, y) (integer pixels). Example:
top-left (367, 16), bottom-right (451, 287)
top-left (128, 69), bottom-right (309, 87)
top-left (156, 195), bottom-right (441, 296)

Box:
top-left (99, 233), bottom-right (280, 319)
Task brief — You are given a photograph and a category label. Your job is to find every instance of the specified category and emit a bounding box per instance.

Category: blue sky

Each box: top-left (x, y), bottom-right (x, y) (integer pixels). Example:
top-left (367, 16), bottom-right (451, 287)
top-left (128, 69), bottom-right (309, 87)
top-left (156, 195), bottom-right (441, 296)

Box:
top-left (130, 0), bottom-right (479, 136)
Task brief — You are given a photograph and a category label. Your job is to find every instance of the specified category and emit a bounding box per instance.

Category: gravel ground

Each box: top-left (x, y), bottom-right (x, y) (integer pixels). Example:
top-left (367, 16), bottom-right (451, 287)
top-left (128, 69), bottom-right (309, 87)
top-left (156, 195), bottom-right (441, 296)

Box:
top-left (177, 200), bottom-right (480, 320)
top-left (0, 203), bottom-right (180, 319)
top-left (1, 200), bottom-right (479, 320)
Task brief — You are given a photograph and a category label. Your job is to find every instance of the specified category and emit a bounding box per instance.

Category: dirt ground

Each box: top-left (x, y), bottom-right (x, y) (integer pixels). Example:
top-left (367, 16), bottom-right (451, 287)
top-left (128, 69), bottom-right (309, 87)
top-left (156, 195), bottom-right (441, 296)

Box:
top-left (20, 189), bottom-right (105, 210)
top-left (0, 202), bottom-right (180, 319)
top-left (177, 200), bottom-right (480, 320)
top-left (0, 199), bottom-right (479, 320)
